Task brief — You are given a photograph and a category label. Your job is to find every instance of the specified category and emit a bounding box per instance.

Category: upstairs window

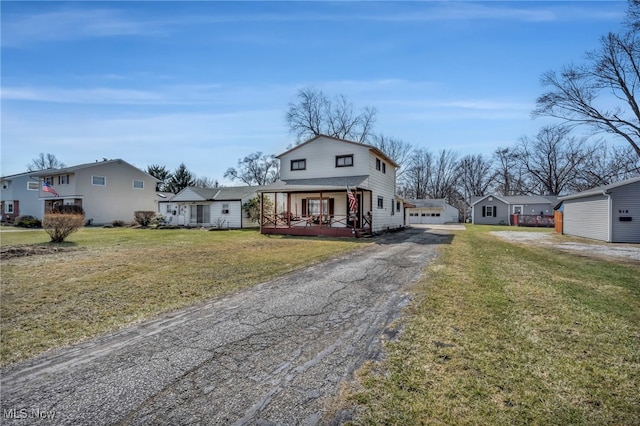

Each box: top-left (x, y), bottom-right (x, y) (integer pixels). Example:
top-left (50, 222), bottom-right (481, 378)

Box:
top-left (92, 176), bottom-right (106, 186)
top-left (376, 158), bottom-right (381, 171)
top-left (27, 181), bottom-right (39, 191)
top-left (291, 159), bottom-right (306, 171)
top-left (58, 175), bottom-right (69, 185)
top-left (43, 176), bottom-right (53, 185)
top-left (133, 180), bottom-right (144, 189)
top-left (335, 154), bottom-right (354, 167)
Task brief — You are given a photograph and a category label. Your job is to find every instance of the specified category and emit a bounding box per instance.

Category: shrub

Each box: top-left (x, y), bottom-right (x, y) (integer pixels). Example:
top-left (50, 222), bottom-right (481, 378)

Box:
top-left (43, 213), bottom-right (84, 243)
top-left (14, 215), bottom-right (42, 228)
top-left (111, 220), bottom-right (127, 227)
top-left (133, 211), bottom-right (156, 227)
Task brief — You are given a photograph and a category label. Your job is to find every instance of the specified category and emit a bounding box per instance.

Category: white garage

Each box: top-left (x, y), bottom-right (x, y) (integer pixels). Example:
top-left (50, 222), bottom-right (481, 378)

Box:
top-left (405, 199), bottom-right (459, 224)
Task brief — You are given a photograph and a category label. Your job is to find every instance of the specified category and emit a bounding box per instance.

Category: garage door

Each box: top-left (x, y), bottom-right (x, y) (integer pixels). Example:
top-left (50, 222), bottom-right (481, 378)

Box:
top-left (409, 210), bottom-right (445, 224)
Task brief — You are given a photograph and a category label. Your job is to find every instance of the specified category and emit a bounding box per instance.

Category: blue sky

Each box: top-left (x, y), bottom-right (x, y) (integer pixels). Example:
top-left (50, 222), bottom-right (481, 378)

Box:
top-left (1, 1), bottom-right (629, 184)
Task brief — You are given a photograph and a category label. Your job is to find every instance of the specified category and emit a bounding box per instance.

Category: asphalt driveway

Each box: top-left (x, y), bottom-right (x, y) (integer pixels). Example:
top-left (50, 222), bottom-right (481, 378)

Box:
top-left (1, 226), bottom-right (455, 425)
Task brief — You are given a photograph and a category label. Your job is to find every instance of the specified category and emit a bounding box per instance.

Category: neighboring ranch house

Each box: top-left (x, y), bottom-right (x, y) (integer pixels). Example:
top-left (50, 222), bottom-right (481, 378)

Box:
top-left (1, 171), bottom-right (43, 223)
top-left (2, 159), bottom-right (160, 225)
top-left (165, 186), bottom-right (260, 228)
top-left (470, 194), bottom-right (557, 226)
top-left (405, 199), bottom-right (459, 224)
top-left (556, 177), bottom-right (640, 243)
top-left (258, 135), bottom-right (405, 237)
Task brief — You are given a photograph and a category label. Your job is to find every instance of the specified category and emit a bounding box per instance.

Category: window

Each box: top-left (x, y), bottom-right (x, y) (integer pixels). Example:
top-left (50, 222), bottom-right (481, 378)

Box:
top-left (302, 198), bottom-right (334, 218)
top-left (58, 175), bottom-right (69, 185)
top-left (482, 205), bottom-right (497, 217)
top-left (166, 204), bottom-right (172, 213)
top-left (377, 196), bottom-right (384, 209)
top-left (291, 159), bottom-right (306, 171)
top-left (43, 177), bottom-right (53, 185)
top-left (92, 176), bottom-right (106, 186)
top-left (376, 158), bottom-right (381, 171)
top-left (4, 201), bottom-right (14, 214)
top-left (391, 199), bottom-right (395, 215)
top-left (133, 180), bottom-right (144, 189)
top-left (382, 163), bottom-right (386, 173)
top-left (222, 203), bottom-right (230, 214)
top-left (396, 201), bottom-right (401, 212)
top-left (335, 154), bottom-right (353, 167)
top-left (27, 181), bottom-right (39, 191)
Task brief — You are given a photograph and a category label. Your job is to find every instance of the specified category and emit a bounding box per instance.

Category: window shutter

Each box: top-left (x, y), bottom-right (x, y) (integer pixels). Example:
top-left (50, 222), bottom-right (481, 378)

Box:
top-left (493, 205), bottom-right (497, 217)
top-left (482, 206), bottom-right (486, 217)
top-left (302, 199), bottom-right (307, 216)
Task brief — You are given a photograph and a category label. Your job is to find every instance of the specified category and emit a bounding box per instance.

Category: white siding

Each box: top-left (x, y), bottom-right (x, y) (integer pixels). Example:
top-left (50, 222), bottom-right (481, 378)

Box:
top-left (279, 137), bottom-right (370, 180)
top-left (611, 181), bottom-right (640, 243)
top-left (367, 153), bottom-right (402, 231)
top-left (563, 194), bottom-right (609, 242)
top-left (212, 201), bottom-right (241, 228)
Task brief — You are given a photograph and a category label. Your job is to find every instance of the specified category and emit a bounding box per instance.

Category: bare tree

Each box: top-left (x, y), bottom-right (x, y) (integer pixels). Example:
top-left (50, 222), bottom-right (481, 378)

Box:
top-left (459, 154), bottom-right (495, 199)
top-left (286, 87), bottom-right (377, 143)
top-left (194, 176), bottom-right (220, 188)
top-left (224, 152), bottom-right (279, 186)
top-left (370, 134), bottom-right (415, 177)
top-left (575, 144), bottom-right (640, 189)
top-left (399, 148), bottom-right (433, 199)
top-left (493, 147), bottom-right (529, 196)
top-left (534, 1), bottom-right (640, 158)
top-left (429, 149), bottom-right (460, 200)
top-left (27, 153), bottom-right (65, 171)
top-left (514, 125), bottom-right (597, 195)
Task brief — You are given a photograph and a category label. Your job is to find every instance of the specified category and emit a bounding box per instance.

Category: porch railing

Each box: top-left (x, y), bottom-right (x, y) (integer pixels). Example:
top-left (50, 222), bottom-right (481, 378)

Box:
top-left (512, 214), bottom-right (555, 228)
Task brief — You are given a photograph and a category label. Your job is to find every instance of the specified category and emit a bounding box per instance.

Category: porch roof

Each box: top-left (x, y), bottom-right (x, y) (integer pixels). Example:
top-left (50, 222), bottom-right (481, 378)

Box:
top-left (258, 175), bottom-right (370, 193)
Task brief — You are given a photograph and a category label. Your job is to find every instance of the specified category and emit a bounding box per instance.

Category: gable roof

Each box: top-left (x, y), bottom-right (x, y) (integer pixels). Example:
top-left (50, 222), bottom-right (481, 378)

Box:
top-left (559, 176), bottom-right (640, 201)
top-left (405, 199), bottom-right (447, 209)
top-left (170, 186), bottom-right (259, 202)
top-left (277, 135), bottom-right (399, 168)
top-left (470, 194), bottom-right (556, 206)
top-left (30, 159), bottom-right (159, 182)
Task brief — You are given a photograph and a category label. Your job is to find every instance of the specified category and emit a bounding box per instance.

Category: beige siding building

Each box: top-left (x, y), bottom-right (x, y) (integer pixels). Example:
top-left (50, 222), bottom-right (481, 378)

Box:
top-left (33, 159), bottom-right (160, 225)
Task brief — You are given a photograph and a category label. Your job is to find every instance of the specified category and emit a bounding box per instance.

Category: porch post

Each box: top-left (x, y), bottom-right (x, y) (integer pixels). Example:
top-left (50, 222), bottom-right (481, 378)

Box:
top-left (260, 192), bottom-right (264, 233)
top-left (319, 192), bottom-right (323, 228)
top-left (287, 193), bottom-right (291, 227)
top-left (273, 193), bottom-right (277, 226)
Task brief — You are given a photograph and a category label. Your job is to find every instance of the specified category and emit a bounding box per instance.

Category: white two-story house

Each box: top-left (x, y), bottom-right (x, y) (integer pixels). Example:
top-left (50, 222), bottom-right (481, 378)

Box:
top-left (258, 135), bottom-right (405, 237)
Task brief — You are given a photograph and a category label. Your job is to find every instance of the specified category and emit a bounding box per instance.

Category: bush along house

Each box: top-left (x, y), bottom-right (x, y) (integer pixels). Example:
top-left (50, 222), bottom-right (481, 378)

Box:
top-left (258, 135), bottom-right (405, 237)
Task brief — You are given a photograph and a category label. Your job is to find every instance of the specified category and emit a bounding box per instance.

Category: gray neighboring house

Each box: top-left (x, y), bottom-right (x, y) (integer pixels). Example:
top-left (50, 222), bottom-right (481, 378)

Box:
top-left (166, 186), bottom-right (260, 228)
top-left (405, 199), bottom-right (459, 224)
top-left (470, 194), bottom-right (557, 225)
top-left (557, 176), bottom-right (640, 243)
top-left (1, 171), bottom-right (42, 222)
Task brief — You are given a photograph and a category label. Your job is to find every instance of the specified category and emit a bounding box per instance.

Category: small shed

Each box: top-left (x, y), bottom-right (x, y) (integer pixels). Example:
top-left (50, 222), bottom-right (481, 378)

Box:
top-left (405, 199), bottom-right (459, 224)
top-left (557, 177), bottom-right (640, 243)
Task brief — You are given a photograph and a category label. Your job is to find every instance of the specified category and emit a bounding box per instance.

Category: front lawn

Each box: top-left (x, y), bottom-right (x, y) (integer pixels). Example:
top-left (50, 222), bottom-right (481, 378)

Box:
top-left (0, 227), bottom-right (368, 366)
top-left (347, 225), bottom-right (640, 425)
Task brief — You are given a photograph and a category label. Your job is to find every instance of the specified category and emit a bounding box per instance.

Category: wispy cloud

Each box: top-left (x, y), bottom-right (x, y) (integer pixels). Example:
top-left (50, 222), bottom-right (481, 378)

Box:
top-left (2, 8), bottom-right (166, 47)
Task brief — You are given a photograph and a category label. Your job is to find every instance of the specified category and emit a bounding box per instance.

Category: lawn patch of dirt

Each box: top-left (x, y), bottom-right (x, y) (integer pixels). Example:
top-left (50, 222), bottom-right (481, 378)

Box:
top-left (0, 244), bottom-right (82, 259)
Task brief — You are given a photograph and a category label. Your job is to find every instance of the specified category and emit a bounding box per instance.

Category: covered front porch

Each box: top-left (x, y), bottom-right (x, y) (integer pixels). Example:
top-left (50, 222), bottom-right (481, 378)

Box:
top-left (259, 183), bottom-right (373, 237)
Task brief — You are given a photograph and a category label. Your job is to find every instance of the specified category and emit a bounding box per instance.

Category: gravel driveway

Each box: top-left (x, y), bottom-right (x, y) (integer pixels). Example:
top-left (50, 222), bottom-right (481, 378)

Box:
top-left (1, 226), bottom-right (453, 425)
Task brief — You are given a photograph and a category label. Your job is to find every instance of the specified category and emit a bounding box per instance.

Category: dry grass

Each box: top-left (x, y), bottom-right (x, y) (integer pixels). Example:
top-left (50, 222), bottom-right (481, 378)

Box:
top-left (0, 227), bottom-right (368, 366)
top-left (346, 225), bottom-right (640, 425)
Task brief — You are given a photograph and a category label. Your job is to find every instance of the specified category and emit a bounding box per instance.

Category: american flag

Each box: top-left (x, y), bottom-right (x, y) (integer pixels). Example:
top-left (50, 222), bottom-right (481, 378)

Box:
top-left (43, 182), bottom-right (60, 197)
top-left (347, 186), bottom-right (357, 213)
